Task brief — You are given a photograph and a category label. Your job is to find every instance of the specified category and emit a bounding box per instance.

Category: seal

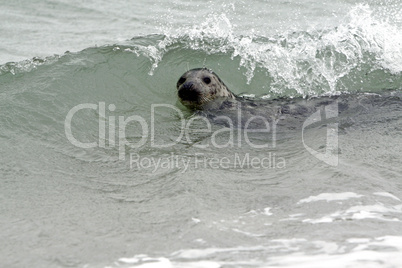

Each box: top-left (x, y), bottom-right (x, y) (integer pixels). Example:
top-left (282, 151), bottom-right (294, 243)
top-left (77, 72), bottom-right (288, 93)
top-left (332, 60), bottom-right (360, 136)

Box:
top-left (177, 68), bottom-right (236, 109)
top-left (176, 68), bottom-right (402, 131)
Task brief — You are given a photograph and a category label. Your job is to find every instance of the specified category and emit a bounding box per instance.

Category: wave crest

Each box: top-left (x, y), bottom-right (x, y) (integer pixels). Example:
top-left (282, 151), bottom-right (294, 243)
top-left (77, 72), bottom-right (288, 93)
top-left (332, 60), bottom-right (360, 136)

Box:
top-left (128, 4), bottom-right (401, 97)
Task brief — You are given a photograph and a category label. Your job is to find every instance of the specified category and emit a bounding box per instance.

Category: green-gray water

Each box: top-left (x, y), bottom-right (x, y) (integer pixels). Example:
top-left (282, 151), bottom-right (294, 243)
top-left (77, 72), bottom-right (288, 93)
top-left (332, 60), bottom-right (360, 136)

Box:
top-left (1, 1), bottom-right (402, 267)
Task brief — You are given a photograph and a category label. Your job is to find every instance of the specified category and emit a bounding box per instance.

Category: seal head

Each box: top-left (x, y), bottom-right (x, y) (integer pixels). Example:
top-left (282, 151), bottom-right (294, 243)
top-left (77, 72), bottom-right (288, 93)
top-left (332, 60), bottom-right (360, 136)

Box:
top-left (177, 68), bottom-right (236, 109)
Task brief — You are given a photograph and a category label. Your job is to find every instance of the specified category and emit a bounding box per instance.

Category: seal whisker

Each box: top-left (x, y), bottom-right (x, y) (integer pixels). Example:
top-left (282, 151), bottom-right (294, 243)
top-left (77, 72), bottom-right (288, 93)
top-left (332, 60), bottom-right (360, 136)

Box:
top-left (200, 96), bottom-right (209, 104)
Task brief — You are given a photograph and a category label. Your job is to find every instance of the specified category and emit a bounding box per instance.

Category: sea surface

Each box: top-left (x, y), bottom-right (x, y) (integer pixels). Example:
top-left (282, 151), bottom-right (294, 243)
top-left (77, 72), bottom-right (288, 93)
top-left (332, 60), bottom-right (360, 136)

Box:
top-left (1, 0), bottom-right (402, 267)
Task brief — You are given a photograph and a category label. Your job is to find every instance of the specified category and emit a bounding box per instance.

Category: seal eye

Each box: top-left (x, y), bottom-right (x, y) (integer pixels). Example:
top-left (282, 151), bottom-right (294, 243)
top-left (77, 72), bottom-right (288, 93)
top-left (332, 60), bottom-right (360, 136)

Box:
top-left (203, 77), bottom-right (211, 84)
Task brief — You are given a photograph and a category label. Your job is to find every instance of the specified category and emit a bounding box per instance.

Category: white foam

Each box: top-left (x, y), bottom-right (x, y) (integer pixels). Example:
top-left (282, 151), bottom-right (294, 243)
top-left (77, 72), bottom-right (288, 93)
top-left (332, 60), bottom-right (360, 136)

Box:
top-left (173, 261), bottom-right (220, 268)
top-left (303, 203), bottom-right (402, 224)
top-left (302, 217), bottom-right (334, 224)
top-left (244, 207), bottom-right (273, 217)
top-left (231, 228), bottom-right (265, 237)
top-left (373, 192), bottom-right (401, 201)
top-left (118, 256), bottom-right (172, 268)
top-left (280, 213), bottom-right (305, 222)
top-left (312, 241), bottom-right (343, 254)
top-left (368, 236), bottom-right (402, 251)
top-left (263, 207), bottom-right (273, 216)
top-left (115, 256), bottom-right (221, 268)
top-left (113, 236), bottom-right (402, 268)
top-left (297, 192), bottom-right (363, 204)
top-left (266, 250), bottom-right (402, 268)
top-left (171, 246), bottom-right (264, 259)
top-left (192, 217), bottom-right (201, 223)
top-left (265, 236), bottom-right (402, 268)
top-left (346, 238), bottom-right (371, 244)
top-left (345, 204), bottom-right (402, 221)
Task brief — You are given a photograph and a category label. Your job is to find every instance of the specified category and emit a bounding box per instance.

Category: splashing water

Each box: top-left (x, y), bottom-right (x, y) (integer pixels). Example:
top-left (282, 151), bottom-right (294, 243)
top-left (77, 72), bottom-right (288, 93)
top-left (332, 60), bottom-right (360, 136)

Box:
top-left (133, 4), bottom-right (401, 97)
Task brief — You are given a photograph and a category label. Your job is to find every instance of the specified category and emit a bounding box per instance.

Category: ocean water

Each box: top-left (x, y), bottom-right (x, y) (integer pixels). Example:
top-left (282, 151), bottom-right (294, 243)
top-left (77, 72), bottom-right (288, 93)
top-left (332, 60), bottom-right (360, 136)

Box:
top-left (1, 0), bottom-right (402, 267)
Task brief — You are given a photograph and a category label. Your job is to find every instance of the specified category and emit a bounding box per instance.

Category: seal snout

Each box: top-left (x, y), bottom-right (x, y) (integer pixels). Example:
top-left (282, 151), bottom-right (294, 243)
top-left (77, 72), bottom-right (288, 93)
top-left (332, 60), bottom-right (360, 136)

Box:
top-left (181, 81), bottom-right (195, 90)
top-left (178, 81), bottom-right (201, 102)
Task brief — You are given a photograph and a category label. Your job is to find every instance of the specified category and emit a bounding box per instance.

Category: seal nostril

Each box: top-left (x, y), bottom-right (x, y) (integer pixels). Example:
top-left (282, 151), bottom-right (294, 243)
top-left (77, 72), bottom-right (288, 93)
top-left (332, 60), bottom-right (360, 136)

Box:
top-left (181, 81), bottom-right (194, 90)
top-left (178, 87), bottom-right (199, 102)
